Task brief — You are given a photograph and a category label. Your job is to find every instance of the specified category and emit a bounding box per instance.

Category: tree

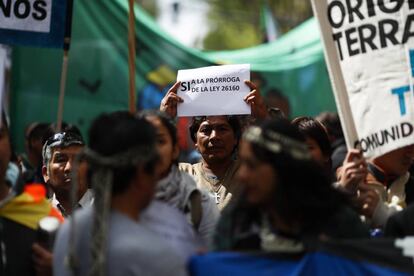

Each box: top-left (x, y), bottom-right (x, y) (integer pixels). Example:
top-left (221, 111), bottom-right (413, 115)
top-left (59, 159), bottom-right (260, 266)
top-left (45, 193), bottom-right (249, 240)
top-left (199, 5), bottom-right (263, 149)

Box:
top-left (136, 0), bottom-right (158, 17)
top-left (203, 0), bottom-right (312, 50)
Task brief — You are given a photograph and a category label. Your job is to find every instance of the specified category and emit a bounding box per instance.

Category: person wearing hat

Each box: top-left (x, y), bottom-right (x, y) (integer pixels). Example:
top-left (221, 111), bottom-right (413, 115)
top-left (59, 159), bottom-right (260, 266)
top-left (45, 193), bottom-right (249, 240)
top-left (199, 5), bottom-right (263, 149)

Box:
top-left (42, 131), bottom-right (93, 217)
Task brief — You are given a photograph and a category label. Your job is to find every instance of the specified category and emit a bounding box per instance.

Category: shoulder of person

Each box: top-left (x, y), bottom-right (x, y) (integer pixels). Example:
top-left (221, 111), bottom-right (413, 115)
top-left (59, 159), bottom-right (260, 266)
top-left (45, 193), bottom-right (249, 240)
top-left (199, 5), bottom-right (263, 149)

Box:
top-left (183, 182), bottom-right (219, 234)
top-left (385, 204), bottom-right (414, 237)
top-left (327, 206), bottom-right (370, 239)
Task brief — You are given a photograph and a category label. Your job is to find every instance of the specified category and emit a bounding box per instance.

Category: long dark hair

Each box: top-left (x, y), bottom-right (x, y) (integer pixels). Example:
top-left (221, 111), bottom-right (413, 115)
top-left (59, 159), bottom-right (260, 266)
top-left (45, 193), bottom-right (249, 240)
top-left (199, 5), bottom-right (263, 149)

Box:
top-left (249, 119), bottom-right (344, 234)
top-left (138, 110), bottom-right (178, 147)
top-left (241, 119), bottom-right (345, 233)
top-left (292, 116), bottom-right (332, 170)
top-left (85, 111), bottom-right (158, 276)
top-left (88, 111), bottom-right (158, 195)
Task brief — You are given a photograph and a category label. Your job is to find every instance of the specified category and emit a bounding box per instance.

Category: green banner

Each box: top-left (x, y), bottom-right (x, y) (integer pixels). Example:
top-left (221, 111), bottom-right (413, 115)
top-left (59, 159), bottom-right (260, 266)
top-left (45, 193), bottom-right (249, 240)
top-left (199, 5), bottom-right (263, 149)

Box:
top-left (10, 0), bottom-right (335, 152)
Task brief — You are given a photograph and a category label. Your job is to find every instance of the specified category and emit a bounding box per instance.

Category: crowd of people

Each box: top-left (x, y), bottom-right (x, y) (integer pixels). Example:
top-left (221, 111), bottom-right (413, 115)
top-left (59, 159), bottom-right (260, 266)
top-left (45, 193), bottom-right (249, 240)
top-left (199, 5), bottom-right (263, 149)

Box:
top-left (1, 78), bottom-right (414, 276)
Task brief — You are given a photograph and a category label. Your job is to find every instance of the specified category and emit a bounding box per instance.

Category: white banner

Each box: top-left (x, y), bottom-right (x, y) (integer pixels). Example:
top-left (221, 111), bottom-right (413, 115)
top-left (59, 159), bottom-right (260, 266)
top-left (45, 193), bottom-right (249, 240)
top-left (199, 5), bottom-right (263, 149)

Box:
top-left (311, 0), bottom-right (414, 158)
top-left (177, 64), bottom-right (251, 117)
top-left (0, 0), bottom-right (52, 33)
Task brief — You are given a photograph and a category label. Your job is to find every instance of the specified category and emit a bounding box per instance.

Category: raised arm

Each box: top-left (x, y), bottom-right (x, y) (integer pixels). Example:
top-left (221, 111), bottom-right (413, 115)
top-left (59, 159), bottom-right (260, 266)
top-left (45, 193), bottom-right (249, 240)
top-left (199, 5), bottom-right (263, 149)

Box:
top-left (244, 80), bottom-right (268, 120)
top-left (160, 81), bottom-right (183, 118)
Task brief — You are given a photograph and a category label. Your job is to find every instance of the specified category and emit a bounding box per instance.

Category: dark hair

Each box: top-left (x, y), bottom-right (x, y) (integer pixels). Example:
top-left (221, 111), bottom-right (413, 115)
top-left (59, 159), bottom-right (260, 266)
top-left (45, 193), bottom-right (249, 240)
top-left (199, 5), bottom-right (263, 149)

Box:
top-left (265, 88), bottom-right (286, 100)
top-left (189, 116), bottom-right (241, 143)
top-left (42, 131), bottom-right (85, 165)
top-left (251, 72), bottom-right (266, 88)
top-left (316, 112), bottom-right (344, 140)
top-left (291, 116), bottom-right (332, 160)
top-left (88, 111), bottom-right (158, 195)
top-left (25, 122), bottom-right (49, 149)
top-left (41, 122), bottom-right (82, 146)
top-left (138, 110), bottom-right (177, 146)
top-left (250, 118), bottom-right (343, 234)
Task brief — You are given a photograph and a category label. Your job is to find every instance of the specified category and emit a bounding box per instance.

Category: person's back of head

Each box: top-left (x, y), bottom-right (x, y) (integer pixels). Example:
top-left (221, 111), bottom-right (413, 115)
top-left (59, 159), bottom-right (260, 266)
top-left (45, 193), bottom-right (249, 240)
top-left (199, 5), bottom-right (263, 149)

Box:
top-left (316, 112), bottom-right (344, 142)
top-left (88, 111), bottom-right (159, 196)
top-left (83, 111), bottom-right (159, 276)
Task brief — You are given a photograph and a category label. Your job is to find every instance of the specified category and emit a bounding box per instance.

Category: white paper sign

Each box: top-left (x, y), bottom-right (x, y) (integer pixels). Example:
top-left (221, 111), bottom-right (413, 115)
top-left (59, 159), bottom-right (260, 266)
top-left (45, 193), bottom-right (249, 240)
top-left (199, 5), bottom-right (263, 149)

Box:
top-left (177, 64), bottom-right (251, 117)
top-left (0, 0), bottom-right (52, 33)
top-left (311, 0), bottom-right (414, 158)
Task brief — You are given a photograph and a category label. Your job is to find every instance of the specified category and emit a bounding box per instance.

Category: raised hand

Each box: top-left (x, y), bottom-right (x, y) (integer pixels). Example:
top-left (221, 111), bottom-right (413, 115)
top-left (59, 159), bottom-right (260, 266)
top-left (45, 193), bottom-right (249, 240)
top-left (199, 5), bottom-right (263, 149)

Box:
top-left (160, 81), bottom-right (183, 118)
top-left (337, 149), bottom-right (367, 194)
top-left (244, 80), bottom-right (268, 120)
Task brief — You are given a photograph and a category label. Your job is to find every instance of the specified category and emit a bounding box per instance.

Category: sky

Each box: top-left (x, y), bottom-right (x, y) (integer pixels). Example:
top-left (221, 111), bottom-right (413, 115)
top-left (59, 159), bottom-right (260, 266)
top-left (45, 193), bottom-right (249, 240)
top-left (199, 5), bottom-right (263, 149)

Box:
top-left (156, 0), bottom-right (209, 48)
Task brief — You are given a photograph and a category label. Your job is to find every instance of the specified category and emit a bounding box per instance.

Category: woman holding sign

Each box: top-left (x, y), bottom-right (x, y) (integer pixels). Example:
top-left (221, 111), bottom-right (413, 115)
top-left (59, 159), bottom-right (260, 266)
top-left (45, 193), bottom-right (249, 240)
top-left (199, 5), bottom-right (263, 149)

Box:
top-left (161, 80), bottom-right (268, 210)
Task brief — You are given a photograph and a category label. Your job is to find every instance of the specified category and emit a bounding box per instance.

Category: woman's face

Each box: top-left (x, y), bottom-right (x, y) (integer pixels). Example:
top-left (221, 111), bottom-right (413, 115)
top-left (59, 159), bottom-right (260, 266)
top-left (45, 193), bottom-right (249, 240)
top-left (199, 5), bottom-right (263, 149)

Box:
top-left (236, 140), bottom-right (277, 206)
top-left (305, 137), bottom-right (328, 167)
top-left (146, 116), bottom-right (179, 178)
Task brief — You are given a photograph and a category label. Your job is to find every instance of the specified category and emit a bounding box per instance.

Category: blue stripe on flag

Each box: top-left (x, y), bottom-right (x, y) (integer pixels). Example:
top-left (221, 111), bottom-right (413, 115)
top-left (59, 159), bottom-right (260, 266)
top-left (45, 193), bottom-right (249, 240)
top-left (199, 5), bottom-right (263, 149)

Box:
top-left (189, 252), bottom-right (412, 276)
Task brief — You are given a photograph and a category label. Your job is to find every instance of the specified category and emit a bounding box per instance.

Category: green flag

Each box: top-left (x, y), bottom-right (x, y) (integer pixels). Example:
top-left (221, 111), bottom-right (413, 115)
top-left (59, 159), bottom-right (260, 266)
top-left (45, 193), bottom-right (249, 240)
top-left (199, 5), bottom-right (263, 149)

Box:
top-left (10, 1), bottom-right (335, 152)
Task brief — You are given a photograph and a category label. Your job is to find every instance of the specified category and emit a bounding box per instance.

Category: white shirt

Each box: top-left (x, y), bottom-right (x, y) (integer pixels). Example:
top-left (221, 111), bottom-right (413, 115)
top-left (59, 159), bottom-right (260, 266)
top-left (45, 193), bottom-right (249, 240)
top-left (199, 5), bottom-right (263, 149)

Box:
top-left (51, 189), bottom-right (94, 217)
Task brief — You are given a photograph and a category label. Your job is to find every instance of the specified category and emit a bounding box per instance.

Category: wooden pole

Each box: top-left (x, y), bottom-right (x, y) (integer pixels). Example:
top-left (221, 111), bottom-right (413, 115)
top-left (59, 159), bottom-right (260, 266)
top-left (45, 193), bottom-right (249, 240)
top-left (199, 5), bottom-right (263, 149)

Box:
top-left (56, 0), bottom-right (74, 131)
top-left (56, 50), bottom-right (69, 132)
top-left (310, 0), bottom-right (358, 150)
top-left (128, 0), bottom-right (137, 114)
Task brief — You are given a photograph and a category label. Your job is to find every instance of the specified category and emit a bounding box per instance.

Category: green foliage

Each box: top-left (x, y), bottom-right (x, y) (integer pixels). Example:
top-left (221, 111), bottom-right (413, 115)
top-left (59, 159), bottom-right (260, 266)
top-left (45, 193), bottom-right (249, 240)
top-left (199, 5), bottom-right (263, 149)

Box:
top-left (137, 0), bottom-right (158, 17)
top-left (203, 0), bottom-right (312, 50)
top-left (203, 23), bottom-right (262, 50)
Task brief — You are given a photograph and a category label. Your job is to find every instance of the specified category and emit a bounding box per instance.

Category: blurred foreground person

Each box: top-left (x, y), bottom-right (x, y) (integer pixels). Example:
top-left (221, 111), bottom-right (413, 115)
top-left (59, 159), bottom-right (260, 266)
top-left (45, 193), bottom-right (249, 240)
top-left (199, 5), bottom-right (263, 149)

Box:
top-left (140, 110), bottom-right (219, 245)
top-left (213, 119), bottom-right (368, 251)
top-left (0, 114), bottom-right (63, 276)
top-left (385, 203), bottom-right (414, 237)
top-left (53, 112), bottom-right (187, 276)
